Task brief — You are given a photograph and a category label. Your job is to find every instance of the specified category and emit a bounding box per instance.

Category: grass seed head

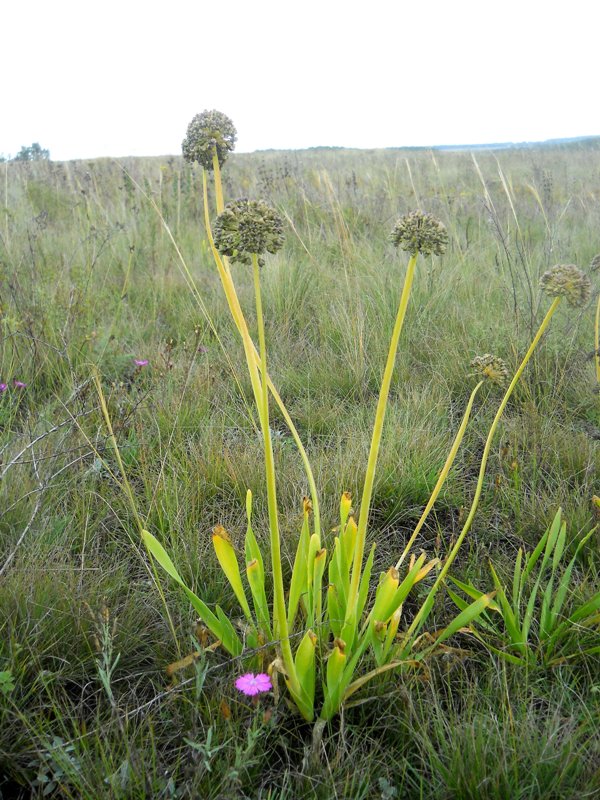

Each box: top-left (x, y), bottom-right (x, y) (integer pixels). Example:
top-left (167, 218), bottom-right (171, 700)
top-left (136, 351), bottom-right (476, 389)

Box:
top-left (390, 211), bottom-right (449, 256)
top-left (539, 264), bottom-right (591, 307)
top-left (213, 198), bottom-right (285, 266)
top-left (471, 354), bottom-right (509, 386)
top-left (182, 110), bottom-right (237, 170)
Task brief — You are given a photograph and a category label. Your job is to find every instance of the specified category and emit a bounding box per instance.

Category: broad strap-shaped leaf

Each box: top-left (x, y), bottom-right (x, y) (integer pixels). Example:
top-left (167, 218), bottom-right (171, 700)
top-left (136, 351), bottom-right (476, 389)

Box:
top-left (312, 548), bottom-right (327, 629)
top-left (246, 559), bottom-right (272, 639)
top-left (142, 530), bottom-right (242, 655)
top-left (305, 532), bottom-right (321, 624)
top-left (294, 629), bottom-right (317, 711)
top-left (356, 543), bottom-right (376, 622)
top-left (434, 592), bottom-right (496, 646)
top-left (212, 526), bottom-right (253, 621)
top-left (244, 490), bottom-right (264, 581)
top-left (323, 641), bottom-right (347, 719)
top-left (371, 568), bottom-right (400, 623)
top-left (287, 509), bottom-right (311, 627)
top-left (327, 584), bottom-right (343, 638)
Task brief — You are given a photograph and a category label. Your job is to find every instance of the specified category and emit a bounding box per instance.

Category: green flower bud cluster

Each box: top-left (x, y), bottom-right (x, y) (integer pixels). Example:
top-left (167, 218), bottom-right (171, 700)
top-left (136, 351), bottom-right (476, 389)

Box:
top-left (213, 198), bottom-right (285, 266)
top-left (470, 354), bottom-right (509, 386)
top-left (390, 211), bottom-right (448, 256)
top-left (590, 254), bottom-right (600, 272)
top-left (539, 265), bottom-right (591, 308)
top-left (182, 110), bottom-right (237, 170)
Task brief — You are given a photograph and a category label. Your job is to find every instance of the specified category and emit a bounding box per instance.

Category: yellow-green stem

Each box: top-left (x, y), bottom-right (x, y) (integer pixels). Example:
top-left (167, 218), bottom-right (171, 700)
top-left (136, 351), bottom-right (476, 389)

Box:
top-left (212, 153), bottom-right (225, 215)
top-left (395, 380), bottom-right (484, 569)
top-left (93, 371), bottom-right (180, 654)
top-left (347, 252), bottom-right (418, 610)
top-left (252, 254), bottom-right (298, 689)
top-left (404, 296), bottom-right (562, 643)
top-left (202, 169), bottom-right (322, 540)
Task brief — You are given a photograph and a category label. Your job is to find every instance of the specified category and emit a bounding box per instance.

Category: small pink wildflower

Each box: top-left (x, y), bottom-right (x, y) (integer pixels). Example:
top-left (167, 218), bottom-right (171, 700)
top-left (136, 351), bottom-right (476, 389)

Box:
top-left (134, 359), bottom-right (149, 367)
top-left (235, 673), bottom-right (272, 696)
top-left (13, 381), bottom-right (26, 389)
top-left (0, 383), bottom-right (7, 392)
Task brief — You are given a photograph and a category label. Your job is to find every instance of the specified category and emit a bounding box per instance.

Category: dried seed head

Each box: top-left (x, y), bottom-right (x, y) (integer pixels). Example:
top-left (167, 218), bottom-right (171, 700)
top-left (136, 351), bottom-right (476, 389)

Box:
top-left (182, 110), bottom-right (237, 170)
top-left (213, 198), bottom-right (285, 266)
top-left (539, 264), bottom-right (592, 307)
top-left (590, 254), bottom-right (600, 272)
top-left (470, 354), bottom-right (509, 386)
top-left (390, 211), bottom-right (449, 256)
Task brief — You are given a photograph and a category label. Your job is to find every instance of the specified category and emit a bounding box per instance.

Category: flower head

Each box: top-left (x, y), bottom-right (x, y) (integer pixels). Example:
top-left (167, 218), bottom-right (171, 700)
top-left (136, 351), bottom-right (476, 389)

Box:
top-left (539, 264), bottom-right (591, 308)
top-left (182, 110), bottom-right (237, 170)
top-left (0, 383), bottom-right (7, 392)
top-left (470, 354), bottom-right (509, 386)
top-left (390, 211), bottom-right (448, 256)
top-left (134, 359), bottom-right (149, 367)
top-left (213, 198), bottom-right (285, 266)
top-left (235, 672), bottom-right (272, 696)
top-left (13, 380), bottom-right (26, 389)
top-left (590, 254), bottom-right (600, 272)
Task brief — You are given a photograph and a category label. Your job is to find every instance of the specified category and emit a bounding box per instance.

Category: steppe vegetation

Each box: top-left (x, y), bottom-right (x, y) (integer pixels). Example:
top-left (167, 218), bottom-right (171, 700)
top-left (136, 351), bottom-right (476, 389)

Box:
top-left (0, 125), bottom-right (599, 798)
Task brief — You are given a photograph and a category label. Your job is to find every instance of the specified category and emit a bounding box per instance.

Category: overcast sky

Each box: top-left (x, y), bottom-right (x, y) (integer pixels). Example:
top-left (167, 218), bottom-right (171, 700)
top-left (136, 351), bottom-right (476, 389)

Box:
top-left (2, 0), bottom-right (597, 161)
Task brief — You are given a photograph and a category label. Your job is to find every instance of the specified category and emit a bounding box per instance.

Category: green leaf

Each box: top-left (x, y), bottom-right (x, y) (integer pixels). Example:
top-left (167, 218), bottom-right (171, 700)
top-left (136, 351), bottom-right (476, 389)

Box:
top-left (287, 514), bottom-right (310, 628)
top-left (212, 527), bottom-right (253, 621)
top-left (142, 530), bottom-right (241, 655)
top-left (434, 592), bottom-right (496, 645)
top-left (356, 543), bottom-right (376, 622)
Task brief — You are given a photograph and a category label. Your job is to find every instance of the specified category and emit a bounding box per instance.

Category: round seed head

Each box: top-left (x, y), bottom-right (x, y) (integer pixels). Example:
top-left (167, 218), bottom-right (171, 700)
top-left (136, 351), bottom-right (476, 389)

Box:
top-left (182, 110), bottom-right (237, 170)
top-left (470, 354), bottom-right (509, 386)
top-left (590, 254), bottom-right (600, 272)
top-left (213, 198), bottom-right (285, 266)
top-left (390, 211), bottom-right (449, 256)
top-left (539, 264), bottom-right (591, 307)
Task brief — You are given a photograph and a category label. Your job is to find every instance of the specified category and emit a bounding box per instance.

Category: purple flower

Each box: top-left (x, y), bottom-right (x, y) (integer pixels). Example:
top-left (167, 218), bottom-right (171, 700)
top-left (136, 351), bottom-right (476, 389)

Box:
top-left (13, 381), bottom-right (26, 389)
top-left (0, 383), bottom-right (7, 392)
top-left (134, 359), bottom-right (149, 367)
top-left (235, 673), bottom-right (272, 696)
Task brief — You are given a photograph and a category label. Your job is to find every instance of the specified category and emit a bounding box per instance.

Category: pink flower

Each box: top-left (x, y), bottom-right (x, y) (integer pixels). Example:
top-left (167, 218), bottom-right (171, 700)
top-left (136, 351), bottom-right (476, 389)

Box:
top-left (0, 383), bottom-right (7, 392)
top-left (134, 359), bottom-right (149, 367)
top-left (235, 673), bottom-right (272, 696)
top-left (13, 381), bottom-right (26, 389)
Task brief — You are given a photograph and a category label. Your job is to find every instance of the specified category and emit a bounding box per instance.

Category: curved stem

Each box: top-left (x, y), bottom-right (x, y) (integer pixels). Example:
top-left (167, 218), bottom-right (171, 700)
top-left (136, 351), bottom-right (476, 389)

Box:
top-left (347, 252), bottom-right (418, 611)
top-left (252, 254), bottom-right (298, 689)
top-left (202, 170), bottom-right (322, 539)
top-left (403, 296), bottom-right (562, 645)
top-left (395, 380), bottom-right (484, 570)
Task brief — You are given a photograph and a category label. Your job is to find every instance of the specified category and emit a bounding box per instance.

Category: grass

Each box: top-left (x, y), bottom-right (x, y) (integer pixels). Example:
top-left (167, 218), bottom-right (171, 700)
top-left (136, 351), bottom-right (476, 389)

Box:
top-left (1, 140), bottom-right (599, 797)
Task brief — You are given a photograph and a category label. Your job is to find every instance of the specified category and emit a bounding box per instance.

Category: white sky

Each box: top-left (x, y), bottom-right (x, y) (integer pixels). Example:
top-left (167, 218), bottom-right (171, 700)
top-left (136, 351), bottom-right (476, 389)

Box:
top-left (2, 0), bottom-right (597, 161)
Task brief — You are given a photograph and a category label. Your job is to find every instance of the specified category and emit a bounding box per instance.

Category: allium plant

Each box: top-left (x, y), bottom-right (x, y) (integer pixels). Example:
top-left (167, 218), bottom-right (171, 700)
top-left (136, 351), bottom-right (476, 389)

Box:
top-left (141, 112), bottom-right (588, 735)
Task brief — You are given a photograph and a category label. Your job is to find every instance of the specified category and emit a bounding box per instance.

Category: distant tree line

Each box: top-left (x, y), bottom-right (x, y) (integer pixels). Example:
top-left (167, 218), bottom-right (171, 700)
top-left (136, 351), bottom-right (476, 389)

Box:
top-left (0, 143), bottom-right (50, 162)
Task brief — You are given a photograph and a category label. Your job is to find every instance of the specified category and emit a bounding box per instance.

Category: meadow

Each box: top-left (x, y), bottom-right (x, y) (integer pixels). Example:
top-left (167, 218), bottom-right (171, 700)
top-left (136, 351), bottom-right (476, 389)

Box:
top-left (0, 133), bottom-right (599, 798)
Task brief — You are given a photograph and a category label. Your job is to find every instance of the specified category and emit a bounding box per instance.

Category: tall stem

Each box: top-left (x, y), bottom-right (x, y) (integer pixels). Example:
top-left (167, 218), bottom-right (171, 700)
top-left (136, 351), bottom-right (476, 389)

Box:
top-left (202, 169), bottom-right (322, 540)
top-left (395, 380), bottom-right (484, 569)
top-left (404, 297), bottom-right (562, 644)
top-left (252, 254), bottom-right (298, 688)
top-left (347, 252), bottom-right (418, 610)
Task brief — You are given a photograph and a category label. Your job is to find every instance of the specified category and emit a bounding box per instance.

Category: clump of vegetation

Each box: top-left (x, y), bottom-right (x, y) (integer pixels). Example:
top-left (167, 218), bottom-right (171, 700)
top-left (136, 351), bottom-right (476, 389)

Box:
top-left (0, 111), bottom-right (598, 796)
top-left (137, 112), bottom-right (599, 751)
